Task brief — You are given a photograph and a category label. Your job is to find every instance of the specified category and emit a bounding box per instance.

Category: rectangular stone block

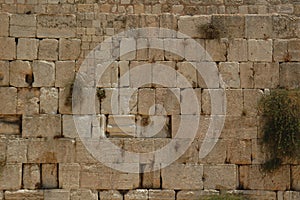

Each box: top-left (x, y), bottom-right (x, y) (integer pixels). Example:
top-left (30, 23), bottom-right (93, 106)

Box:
top-left (136, 115), bottom-right (170, 138)
top-left (10, 14), bottom-right (36, 37)
top-left (125, 190), bottom-right (148, 200)
top-left (149, 190), bottom-right (175, 200)
top-left (23, 164), bottom-right (40, 190)
top-left (288, 39), bottom-right (300, 61)
top-left (120, 38), bottom-right (136, 60)
top-left (0, 87), bottom-right (17, 114)
top-left (279, 63), bottom-right (300, 89)
top-left (219, 62), bottom-right (240, 88)
top-left (176, 62), bottom-right (198, 88)
top-left (5, 190), bottom-right (44, 200)
top-left (0, 164), bottom-right (22, 190)
top-left (99, 190), bottom-right (123, 200)
top-left (96, 61), bottom-right (118, 88)
top-left (149, 38), bottom-right (164, 61)
top-left (59, 163), bottom-right (80, 189)
top-left (0, 13), bottom-right (9, 36)
top-left (0, 115), bottom-right (21, 135)
top-left (201, 89), bottom-right (226, 115)
top-left (246, 15), bottom-right (272, 38)
top-left (58, 86), bottom-right (73, 114)
top-left (226, 89), bottom-right (243, 116)
top-left (273, 39), bottom-right (288, 62)
top-left (228, 39), bottom-right (248, 61)
top-left (59, 38), bottom-right (81, 60)
top-left (23, 115), bottom-right (61, 138)
top-left (240, 62), bottom-right (254, 88)
top-left (100, 88), bottom-right (118, 114)
top-left (40, 87), bottom-right (58, 114)
top-left (248, 39), bottom-right (272, 62)
top-left (156, 88), bottom-right (180, 115)
top-left (0, 37), bottom-right (16, 60)
top-left (70, 189), bottom-right (98, 200)
top-left (228, 190), bottom-right (276, 200)
top-left (226, 139), bottom-right (252, 164)
top-left (178, 15), bottom-right (211, 38)
top-left (161, 164), bottom-right (203, 190)
top-left (118, 88), bottom-right (138, 114)
top-left (203, 164), bottom-right (238, 190)
top-left (32, 60), bottom-right (55, 87)
top-left (7, 139), bottom-right (27, 163)
top-left (177, 190), bottom-right (219, 200)
top-left (243, 89), bottom-right (263, 117)
top-left (221, 116), bottom-right (257, 139)
top-left (44, 190), bottom-right (70, 200)
top-left (205, 39), bottom-right (227, 61)
top-left (292, 165), bottom-right (300, 190)
top-left (138, 88), bottom-right (155, 115)
top-left (17, 38), bottom-right (38, 60)
top-left (107, 115), bottom-right (136, 137)
top-left (212, 15), bottom-right (245, 38)
top-left (10, 60), bottom-right (33, 87)
top-left (240, 165), bottom-right (290, 190)
top-left (281, 191), bottom-right (300, 200)
top-left (17, 88), bottom-right (40, 115)
top-left (0, 61), bottom-right (9, 86)
top-left (42, 164), bottom-right (58, 189)
top-left (254, 62), bottom-right (279, 88)
top-left (55, 61), bottom-right (75, 87)
top-left (38, 39), bottom-right (58, 60)
top-left (37, 14), bottom-right (76, 38)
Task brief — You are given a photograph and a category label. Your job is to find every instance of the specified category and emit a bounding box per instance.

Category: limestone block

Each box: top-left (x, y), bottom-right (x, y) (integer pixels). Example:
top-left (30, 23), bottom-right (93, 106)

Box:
top-left (27, 138), bottom-right (75, 163)
top-left (219, 62), bottom-right (240, 88)
top-left (279, 63), bottom-right (300, 89)
top-left (42, 164), bottom-right (58, 189)
top-left (107, 115), bottom-right (136, 137)
top-left (176, 62), bottom-right (197, 88)
top-left (59, 163), bottom-right (80, 189)
top-left (149, 38), bottom-right (164, 61)
top-left (5, 190), bottom-right (44, 200)
top-left (152, 61), bottom-right (177, 88)
top-left (183, 39), bottom-right (206, 62)
top-left (240, 62), bottom-right (254, 88)
top-left (99, 190), bottom-right (123, 200)
top-left (59, 38), bottom-right (81, 60)
top-left (164, 38), bottom-right (185, 61)
top-left (23, 115), bottom-right (61, 138)
top-left (120, 38), bottom-right (136, 61)
top-left (161, 164), bottom-right (203, 190)
top-left (38, 39), bottom-right (59, 61)
top-left (37, 14), bottom-right (76, 38)
top-left (205, 39), bottom-right (227, 62)
top-left (136, 115), bottom-right (170, 138)
top-left (160, 14), bottom-right (178, 34)
top-left (70, 189), bottom-right (98, 200)
top-left (17, 38), bottom-right (38, 60)
top-left (178, 15), bottom-right (211, 38)
top-left (221, 116), bottom-right (257, 139)
top-left (139, 163), bottom-right (161, 188)
top-left (251, 139), bottom-right (268, 164)
top-left (243, 89), bottom-right (263, 117)
top-left (156, 88), bottom-right (180, 115)
top-left (32, 60), bottom-right (55, 87)
top-left (100, 88), bottom-right (118, 114)
top-left (0, 13), bottom-right (9, 36)
top-left (201, 89), bottom-right (226, 115)
top-left (197, 61), bottom-right (220, 88)
top-left (149, 190), bottom-right (175, 200)
top-left (10, 14), bottom-right (36, 37)
top-left (253, 62), bottom-right (279, 88)
top-left (0, 115), bottom-right (21, 135)
top-left (118, 88), bottom-right (138, 115)
top-left (138, 88), bottom-right (155, 115)
top-left (282, 191), bottom-right (300, 200)
top-left (228, 190), bottom-right (276, 200)
top-left (17, 88), bottom-right (39, 115)
top-left (239, 165), bottom-right (290, 190)
top-left (226, 89), bottom-right (243, 116)
top-left (203, 164), bottom-right (238, 190)
top-left (55, 61), bottom-right (75, 87)
top-left (7, 139), bottom-right (27, 163)
top-left (0, 164), bottom-right (22, 190)
top-left (288, 39), bottom-right (300, 61)
top-left (58, 86), bottom-right (73, 114)
top-left (23, 164), bottom-right (41, 189)
top-left (124, 190), bottom-right (148, 200)
top-left (198, 139), bottom-right (227, 164)
top-left (0, 87), bottom-right (17, 114)
top-left (178, 190), bottom-right (220, 200)
top-left (272, 15), bottom-right (296, 38)
top-left (246, 15), bottom-right (272, 38)
top-left (40, 87), bottom-right (58, 114)
top-left (96, 61), bottom-right (118, 88)
top-left (273, 39), bottom-right (288, 62)
top-left (129, 61), bottom-right (151, 88)
top-left (226, 139), bottom-right (252, 164)
top-left (0, 61), bottom-right (9, 86)
top-left (228, 39), bottom-right (247, 61)
top-left (0, 37), bottom-right (16, 60)
top-left (211, 15), bottom-right (245, 38)
top-left (248, 39), bottom-right (272, 62)
top-left (180, 88), bottom-right (201, 115)
top-left (44, 190), bottom-right (70, 200)
top-left (119, 61), bottom-right (130, 87)
top-left (292, 165), bottom-right (300, 190)
top-left (10, 60), bottom-right (32, 87)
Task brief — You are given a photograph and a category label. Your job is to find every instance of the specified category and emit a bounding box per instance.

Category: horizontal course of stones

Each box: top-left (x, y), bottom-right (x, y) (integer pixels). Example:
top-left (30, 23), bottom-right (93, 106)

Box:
top-left (0, 7), bottom-right (300, 200)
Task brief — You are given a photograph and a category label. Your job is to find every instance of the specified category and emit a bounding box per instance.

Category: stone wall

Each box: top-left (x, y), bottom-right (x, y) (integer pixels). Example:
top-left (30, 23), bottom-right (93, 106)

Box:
top-left (0, 0), bottom-right (300, 200)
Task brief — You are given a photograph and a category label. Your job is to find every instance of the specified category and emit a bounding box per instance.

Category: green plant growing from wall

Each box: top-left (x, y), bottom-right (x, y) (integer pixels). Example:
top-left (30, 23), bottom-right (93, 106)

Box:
top-left (259, 90), bottom-right (300, 172)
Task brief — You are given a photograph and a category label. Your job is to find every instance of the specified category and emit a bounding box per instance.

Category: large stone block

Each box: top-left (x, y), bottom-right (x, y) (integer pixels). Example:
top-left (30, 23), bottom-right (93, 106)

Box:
top-left (177, 62), bottom-right (198, 88)
top-left (59, 38), bottom-right (81, 60)
top-left (5, 190), bottom-right (44, 200)
top-left (9, 60), bottom-right (32, 87)
top-left (246, 15), bottom-right (272, 38)
top-left (228, 190), bottom-right (276, 200)
top-left (156, 88), bottom-right (180, 115)
top-left (7, 139), bottom-right (27, 163)
top-left (281, 191), bottom-right (300, 200)
top-left (42, 164), bottom-right (58, 189)
top-left (70, 189), bottom-right (98, 200)
top-left (44, 190), bottom-right (70, 200)
top-left (37, 14), bottom-right (76, 38)
top-left (240, 62), bottom-right (254, 88)
top-left (288, 39), bottom-right (300, 61)
top-left (273, 39), bottom-right (288, 62)
top-left (22, 115), bottom-right (61, 138)
top-left (124, 190), bottom-right (148, 200)
top-left (248, 39), bottom-right (272, 62)
top-left (178, 15), bottom-right (211, 38)
top-left (149, 190), bottom-right (175, 200)
top-left (0, 115), bottom-right (21, 135)
top-left (0, 164), bottom-right (22, 190)
top-left (0, 37), bottom-right (16, 60)
top-left (0, 13), bottom-right (9, 36)
top-left (40, 87), bottom-right (58, 114)
top-left (198, 139), bottom-right (227, 164)
top-left (177, 190), bottom-right (219, 200)
top-left (107, 115), bottom-right (136, 137)
top-left (292, 165), bottom-right (300, 190)
top-left (23, 164), bottom-right (41, 190)
top-left (221, 116), bottom-right (257, 139)
top-left (219, 62), bottom-right (240, 88)
top-left (201, 89), bottom-right (226, 115)
top-left (99, 190), bottom-right (123, 200)
top-left (0, 87), bottom-right (17, 114)
top-left (0, 61), bottom-right (9, 86)
top-left (239, 165), bottom-right (290, 190)
top-left (138, 88), bottom-right (155, 115)
top-left (279, 63), bottom-right (300, 89)
top-left (59, 163), bottom-right (80, 189)
top-left (10, 14), bottom-right (36, 37)
top-left (212, 15), bottom-right (245, 38)
top-left (253, 62), bottom-right (279, 88)
top-left (226, 89), bottom-right (243, 116)
top-left (55, 61), bottom-right (76, 88)
top-left (226, 139), bottom-right (252, 164)
top-left (161, 164), bottom-right (203, 190)
top-left (17, 38), bottom-right (38, 60)
top-left (38, 39), bottom-right (59, 60)
top-left (205, 39), bottom-right (227, 61)
top-left (32, 60), bottom-right (55, 87)
top-left (243, 89), bottom-right (263, 117)
top-left (118, 88), bottom-right (138, 114)
top-left (228, 39), bottom-right (247, 61)
top-left (17, 88), bottom-right (40, 115)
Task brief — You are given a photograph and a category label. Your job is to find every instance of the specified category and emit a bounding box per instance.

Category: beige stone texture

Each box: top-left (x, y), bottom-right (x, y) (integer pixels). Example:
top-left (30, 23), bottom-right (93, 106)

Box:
top-left (17, 38), bottom-right (38, 60)
top-left (107, 115), bottom-right (136, 137)
top-left (99, 190), bottom-right (123, 200)
top-left (0, 164), bottom-right (22, 190)
top-left (59, 163), bottom-right (80, 189)
top-left (240, 62), bottom-right (254, 88)
top-left (288, 39), bottom-right (300, 61)
top-left (7, 139), bottom-right (27, 163)
top-left (248, 39), bottom-right (272, 62)
top-left (0, 87), bottom-right (17, 114)
top-left (243, 89), bottom-right (263, 117)
top-left (136, 115), bottom-right (170, 138)
top-left (40, 87), bottom-right (58, 114)
top-left (32, 60), bottom-right (55, 87)
top-left (156, 88), bottom-right (180, 115)
top-left (273, 39), bottom-right (288, 62)
top-left (10, 60), bottom-right (32, 87)
top-left (253, 62), bottom-right (279, 88)
top-left (10, 14), bottom-right (36, 37)
top-left (149, 190), bottom-right (175, 200)
top-left (59, 38), bottom-right (81, 60)
top-left (219, 62), bottom-right (240, 88)
top-left (221, 116), bottom-right (257, 139)
top-left (23, 164), bottom-right (40, 190)
top-left (246, 15), bottom-right (272, 39)
top-left (178, 15), bottom-right (211, 38)
top-left (138, 88), bottom-right (155, 115)
top-left (55, 61), bottom-right (75, 87)
top-left (70, 189), bottom-right (98, 200)
top-left (177, 190), bottom-right (219, 200)
top-left (279, 63), bottom-right (300, 89)
top-left (0, 37), bottom-right (16, 60)
top-left (38, 39), bottom-right (59, 61)
top-left (228, 39), bottom-right (248, 61)
top-left (177, 62), bottom-right (198, 88)
top-left (0, 13), bottom-right (9, 36)
top-left (42, 164), bottom-right (58, 189)
top-left (0, 61), bottom-right (9, 86)
top-left (228, 190), bottom-right (276, 200)
top-left (125, 190), bottom-right (148, 200)
top-left (17, 88), bottom-right (40, 115)
top-left (0, 115), bottom-right (21, 135)
top-left (205, 39), bottom-right (227, 61)
top-left (44, 190), bottom-right (70, 200)
top-left (226, 139), bottom-right (252, 164)
top-left (292, 165), bottom-right (300, 190)
top-left (5, 190), bottom-right (44, 200)
top-left (212, 15), bottom-right (245, 38)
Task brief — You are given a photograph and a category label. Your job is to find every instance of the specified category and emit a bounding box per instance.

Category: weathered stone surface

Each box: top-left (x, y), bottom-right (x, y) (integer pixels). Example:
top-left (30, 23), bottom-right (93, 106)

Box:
top-left (0, 37), bottom-right (16, 60)
top-left (149, 190), bottom-right (175, 200)
top-left (212, 15), bottom-right (245, 38)
top-left (221, 116), bottom-right (257, 139)
top-left (32, 60), bottom-right (55, 87)
top-left (23, 164), bottom-right (40, 190)
top-left (281, 191), bottom-right (300, 200)
top-left (178, 15), bottom-right (211, 38)
top-left (59, 38), bottom-right (81, 60)
top-left (161, 164), bottom-right (203, 190)
top-left (201, 89), bottom-right (226, 115)
top-left (59, 163), bottom-right (80, 189)
top-left (0, 13), bottom-right (9, 36)
top-left (55, 61), bottom-right (75, 87)
top-left (124, 190), bottom-right (148, 200)
top-left (156, 88), bottom-right (180, 115)
top-left (99, 190), bottom-right (123, 200)
top-left (288, 39), bottom-right (300, 61)
top-left (138, 88), bottom-right (155, 115)
top-left (226, 89), bottom-right (243, 116)
top-left (70, 189), bottom-right (98, 200)
top-left (226, 139), bottom-right (252, 164)
top-left (0, 164), bottom-right (22, 190)
top-left (40, 87), bottom-right (58, 114)
top-left (10, 61), bottom-right (32, 87)
top-left (0, 61), bottom-right (9, 86)
top-left (240, 62), bottom-right (254, 88)
top-left (206, 39), bottom-right (227, 61)
top-left (37, 14), bottom-right (76, 38)
top-left (7, 139), bottom-right (27, 163)
top-left (219, 62), bottom-right (240, 88)
top-left (253, 62), bottom-right (279, 88)
top-left (240, 165), bottom-right (290, 190)
top-left (5, 190), bottom-right (44, 200)
top-left (17, 88), bottom-right (40, 115)
top-left (177, 190), bottom-right (219, 200)
top-left (177, 62), bottom-right (198, 88)
top-left (248, 39), bottom-right (272, 62)
top-left (246, 15), bottom-right (272, 39)
top-left (203, 164), bottom-right (238, 190)
top-left (180, 88), bottom-right (201, 115)
top-left (228, 190), bottom-right (276, 200)
top-left (44, 190), bottom-right (70, 200)
top-left (292, 165), bottom-right (300, 190)
top-left (107, 115), bottom-right (136, 137)
top-left (0, 115), bottom-right (21, 135)
top-left (120, 38), bottom-right (136, 60)
top-left (0, 87), bottom-right (17, 114)
top-left (243, 89), bottom-right (263, 116)
top-left (42, 164), bottom-right (58, 189)
top-left (228, 39), bottom-right (248, 61)
top-left (23, 115), bottom-right (61, 138)
top-left (118, 88), bottom-right (138, 114)
top-left (136, 115), bottom-right (170, 138)
top-left (279, 63), bottom-right (300, 89)
top-left (17, 38), bottom-right (38, 60)
top-left (273, 39), bottom-right (288, 62)
top-left (10, 14), bottom-right (36, 37)
top-left (38, 39), bottom-right (58, 60)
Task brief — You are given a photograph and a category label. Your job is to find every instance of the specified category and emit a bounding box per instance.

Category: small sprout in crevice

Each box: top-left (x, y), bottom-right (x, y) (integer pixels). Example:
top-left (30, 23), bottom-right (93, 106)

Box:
top-left (96, 88), bottom-right (106, 101)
